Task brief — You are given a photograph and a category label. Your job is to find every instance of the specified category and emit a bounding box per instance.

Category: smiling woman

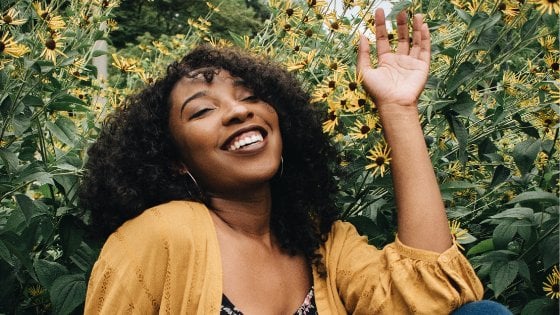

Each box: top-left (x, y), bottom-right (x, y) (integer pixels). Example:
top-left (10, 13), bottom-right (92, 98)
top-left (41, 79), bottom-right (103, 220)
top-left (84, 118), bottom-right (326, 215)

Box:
top-left (81, 9), bottom-right (493, 315)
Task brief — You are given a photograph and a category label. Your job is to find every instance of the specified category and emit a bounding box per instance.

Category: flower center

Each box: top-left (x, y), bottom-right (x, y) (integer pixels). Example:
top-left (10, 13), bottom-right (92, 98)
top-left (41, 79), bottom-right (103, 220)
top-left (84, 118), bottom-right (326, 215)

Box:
top-left (0, 42), bottom-right (5, 52)
top-left (45, 38), bottom-right (56, 50)
top-left (360, 125), bottom-right (370, 134)
top-left (3, 15), bottom-right (12, 24)
top-left (375, 157), bottom-right (385, 166)
top-left (286, 8), bottom-right (294, 16)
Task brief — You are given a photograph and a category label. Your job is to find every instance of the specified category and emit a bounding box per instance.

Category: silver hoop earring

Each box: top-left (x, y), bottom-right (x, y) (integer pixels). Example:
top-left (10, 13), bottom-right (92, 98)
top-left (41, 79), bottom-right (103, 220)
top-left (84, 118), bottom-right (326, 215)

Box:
top-left (279, 156), bottom-right (284, 177)
top-left (186, 171), bottom-right (200, 191)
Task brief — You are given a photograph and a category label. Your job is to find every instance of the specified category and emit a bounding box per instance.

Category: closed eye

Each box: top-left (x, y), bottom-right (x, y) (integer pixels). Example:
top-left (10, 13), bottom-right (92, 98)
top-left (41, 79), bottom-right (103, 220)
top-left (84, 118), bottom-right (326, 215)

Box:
top-left (189, 108), bottom-right (213, 119)
top-left (242, 95), bottom-right (259, 102)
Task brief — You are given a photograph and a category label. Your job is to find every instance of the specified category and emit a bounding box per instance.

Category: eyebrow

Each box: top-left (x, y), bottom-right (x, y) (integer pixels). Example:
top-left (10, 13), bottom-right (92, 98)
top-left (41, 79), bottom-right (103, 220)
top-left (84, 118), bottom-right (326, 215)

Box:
top-left (180, 91), bottom-right (206, 118)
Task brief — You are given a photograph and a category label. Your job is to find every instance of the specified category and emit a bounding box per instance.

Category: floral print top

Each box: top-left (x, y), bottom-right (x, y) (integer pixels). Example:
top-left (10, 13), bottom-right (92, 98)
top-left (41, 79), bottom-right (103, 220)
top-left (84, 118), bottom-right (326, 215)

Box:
top-left (220, 287), bottom-right (317, 315)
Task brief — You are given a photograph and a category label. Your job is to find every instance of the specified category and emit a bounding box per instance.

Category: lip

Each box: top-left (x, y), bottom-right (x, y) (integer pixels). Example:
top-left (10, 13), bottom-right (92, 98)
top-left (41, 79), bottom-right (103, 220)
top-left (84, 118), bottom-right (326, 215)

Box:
top-left (221, 125), bottom-right (268, 151)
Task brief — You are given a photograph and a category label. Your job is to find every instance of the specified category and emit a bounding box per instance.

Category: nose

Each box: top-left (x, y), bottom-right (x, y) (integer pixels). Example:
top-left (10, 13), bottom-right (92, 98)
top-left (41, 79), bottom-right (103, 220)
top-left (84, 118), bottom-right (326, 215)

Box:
top-left (222, 100), bottom-right (254, 125)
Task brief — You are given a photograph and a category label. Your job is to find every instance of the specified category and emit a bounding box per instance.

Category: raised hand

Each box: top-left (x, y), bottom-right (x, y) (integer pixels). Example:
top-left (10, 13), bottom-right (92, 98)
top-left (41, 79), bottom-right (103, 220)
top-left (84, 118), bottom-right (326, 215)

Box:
top-left (357, 8), bottom-right (431, 112)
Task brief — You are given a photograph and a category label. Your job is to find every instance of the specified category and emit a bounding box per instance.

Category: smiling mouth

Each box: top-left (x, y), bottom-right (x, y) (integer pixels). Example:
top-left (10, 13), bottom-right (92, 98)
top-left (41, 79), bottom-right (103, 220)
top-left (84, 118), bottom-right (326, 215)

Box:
top-left (223, 128), bottom-right (267, 151)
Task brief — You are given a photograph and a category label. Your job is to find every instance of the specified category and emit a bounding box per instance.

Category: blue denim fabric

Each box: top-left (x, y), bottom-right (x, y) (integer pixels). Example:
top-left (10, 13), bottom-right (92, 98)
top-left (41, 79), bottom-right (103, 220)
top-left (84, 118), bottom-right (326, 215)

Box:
top-left (452, 301), bottom-right (513, 315)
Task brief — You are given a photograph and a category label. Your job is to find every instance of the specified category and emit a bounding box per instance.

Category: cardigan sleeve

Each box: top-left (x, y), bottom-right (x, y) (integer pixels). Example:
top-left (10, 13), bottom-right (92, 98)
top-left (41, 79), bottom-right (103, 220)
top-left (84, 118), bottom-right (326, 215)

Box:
top-left (324, 221), bottom-right (484, 314)
top-left (84, 209), bottom-right (175, 314)
top-left (84, 201), bottom-right (223, 315)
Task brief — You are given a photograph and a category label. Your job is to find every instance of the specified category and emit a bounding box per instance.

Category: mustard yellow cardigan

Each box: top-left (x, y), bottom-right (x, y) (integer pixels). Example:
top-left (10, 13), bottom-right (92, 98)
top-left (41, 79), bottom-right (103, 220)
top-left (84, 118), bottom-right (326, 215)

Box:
top-left (85, 201), bottom-right (483, 314)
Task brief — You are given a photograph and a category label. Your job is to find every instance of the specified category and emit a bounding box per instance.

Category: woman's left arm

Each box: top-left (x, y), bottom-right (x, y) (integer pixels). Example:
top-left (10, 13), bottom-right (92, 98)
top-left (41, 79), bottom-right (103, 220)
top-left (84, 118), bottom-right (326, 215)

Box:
top-left (357, 9), bottom-right (452, 253)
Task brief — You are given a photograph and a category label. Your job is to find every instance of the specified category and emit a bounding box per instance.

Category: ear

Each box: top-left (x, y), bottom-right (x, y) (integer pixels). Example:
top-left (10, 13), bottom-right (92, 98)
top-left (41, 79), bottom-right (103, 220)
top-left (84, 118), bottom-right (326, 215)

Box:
top-left (172, 160), bottom-right (189, 175)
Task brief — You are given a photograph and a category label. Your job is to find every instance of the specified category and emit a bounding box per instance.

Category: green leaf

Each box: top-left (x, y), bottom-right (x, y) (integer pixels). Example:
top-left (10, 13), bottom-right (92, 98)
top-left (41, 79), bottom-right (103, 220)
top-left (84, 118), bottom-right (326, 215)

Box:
top-left (59, 216), bottom-right (86, 257)
top-left (516, 224), bottom-right (532, 241)
top-left (0, 148), bottom-right (19, 173)
top-left (387, 1), bottom-right (412, 20)
top-left (14, 194), bottom-right (39, 224)
top-left (507, 191), bottom-right (559, 206)
top-left (12, 108), bottom-right (33, 136)
top-left (50, 274), bottom-right (86, 315)
top-left (452, 92), bottom-right (475, 117)
top-left (539, 234), bottom-right (559, 270)
top-left (489, 165), bottom-right (510, 187)
top-left (454, 8), bottom-right (471, 24)
top-left (521, 298), bottom-right (556, 315)
top-left (46, 117), bottom-right (77, 147)
top-left (493, 220), bottom-right (516, 249)
top-left (92, 50), bottom-right (107, 57)
top-left (47, 94), bottom-right (88, 112)
top-left (512, 139), bottom-right (541, 175)
top-left (490, 207), bottom-right (533, 220)
top-left (0, 240), bottom-right (13, 266)
top-left (512, 113), bottom-right (540, 138)
top-left (446, 62), bottom-right (476, 93)
top-left (469, 12), bottom-right (501, 32)
top-left (490, 260), bottom-right (518, 297)
top-left (517, 260), bottom-right (530, 281)
top-left (440, 181), bottom-right (478, 190)
top-left (34, 259), bottom-right (69, 291)
top-left (467, 239), bottom-right (494, 256)
top-left (21, 95), bottom-right (44, 107)
top-left (447, 115), bottom-right (468, 163)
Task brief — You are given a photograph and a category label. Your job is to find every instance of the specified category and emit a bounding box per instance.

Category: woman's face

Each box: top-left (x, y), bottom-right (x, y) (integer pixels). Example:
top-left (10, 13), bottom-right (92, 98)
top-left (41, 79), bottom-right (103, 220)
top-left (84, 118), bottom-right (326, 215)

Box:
top-left (168, 69), bottom-right (283, 196)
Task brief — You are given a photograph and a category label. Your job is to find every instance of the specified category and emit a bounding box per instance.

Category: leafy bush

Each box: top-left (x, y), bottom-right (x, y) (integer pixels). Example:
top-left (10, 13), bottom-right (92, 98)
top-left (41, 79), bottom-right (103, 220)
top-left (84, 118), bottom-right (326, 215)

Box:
top-left (0, 0), bottom-right (558, 314)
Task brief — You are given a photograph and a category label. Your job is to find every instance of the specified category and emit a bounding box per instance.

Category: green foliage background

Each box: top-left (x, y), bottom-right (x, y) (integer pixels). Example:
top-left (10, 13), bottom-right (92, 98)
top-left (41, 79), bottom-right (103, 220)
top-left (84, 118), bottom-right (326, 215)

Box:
top-left (0, 0), bottom-right (558, 314)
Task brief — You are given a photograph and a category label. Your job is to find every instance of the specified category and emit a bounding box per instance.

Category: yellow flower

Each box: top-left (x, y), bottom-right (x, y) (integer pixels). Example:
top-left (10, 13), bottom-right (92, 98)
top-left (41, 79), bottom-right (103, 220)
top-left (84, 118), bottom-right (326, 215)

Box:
top-left (310, 85), bottom-right (332, 104)
top-left (348, 114), bottom-right (377, 140)
top-left (306, 0), bottom-right (327, 9)
top-left (206, 1), bottom-right (220, 12)
top-left (39, 32), bottom-right (66, 63)
top-left (502, 70), bottom-right (527, 95)
top-left (544, 53), bottom-right (560, 72)
top-left (28, 285), bottom-right (45, 297)
top-left (95, 0), bottom-right (121, 10)
top-left (0, 32), bottom-right (30, 58)
top-left (32, 2), bottom-right (51, 20)
top-left (365, 142), bottom-right (391, 177)
top-left (531, 0), bottom-right (560, 15)
top-left (106, 18), bottom-right (118, 31)
top-left (323, 13), bottom-right (350, 33)
top-left (322, 56), bottom-right (348, 74)
top-left (111, 53), bottom-right (140, 73)
top-left (538, 35), bottom-right (558, 52)
top-left (286, 49), bottom-right (317, 72)
top-left (47, 15), bottom-right (66, 31)
top-left (281, 0), bottom-right (304, 21)
top-left (322, 101), bottom-right (341, 134)
top-left (543, 265), bottom-right (560, 299)
top-left (1, 8), bottom-right (27, 26)
top-left (449, 220), bottom-right (469, 251)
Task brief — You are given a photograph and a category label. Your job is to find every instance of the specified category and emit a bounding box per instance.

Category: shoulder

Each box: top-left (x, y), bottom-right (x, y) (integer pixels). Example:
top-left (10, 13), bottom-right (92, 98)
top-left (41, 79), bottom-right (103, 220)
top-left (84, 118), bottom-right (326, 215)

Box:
top-left (326, 220), bottom-right (367, 244)
top-left (116, 200), bottom-right (210, 236)
top-left (99, 201), bottom-right (213, 258)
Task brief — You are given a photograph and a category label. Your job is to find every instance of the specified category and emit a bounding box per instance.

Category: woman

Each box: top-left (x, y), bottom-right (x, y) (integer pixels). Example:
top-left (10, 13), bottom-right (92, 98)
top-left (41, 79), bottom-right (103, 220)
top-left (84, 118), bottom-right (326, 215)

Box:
top-left (83, 9), bottom-right (507, 314)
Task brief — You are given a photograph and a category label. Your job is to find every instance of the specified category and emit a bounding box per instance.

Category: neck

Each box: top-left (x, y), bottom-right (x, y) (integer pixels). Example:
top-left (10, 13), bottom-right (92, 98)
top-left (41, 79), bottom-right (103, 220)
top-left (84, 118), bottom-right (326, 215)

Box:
top-left (208, 186), bottom-right (273, 238)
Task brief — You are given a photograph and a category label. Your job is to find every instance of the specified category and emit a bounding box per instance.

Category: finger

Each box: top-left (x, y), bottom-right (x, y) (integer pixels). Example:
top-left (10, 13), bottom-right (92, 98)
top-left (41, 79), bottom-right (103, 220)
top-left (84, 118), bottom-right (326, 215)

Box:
top-left (357, 33), bottom-right (371, 72)
top-left (374, 8), bottom-right (391, 58)
top-left (409, 14), bottom-right (424, 58)
top-left (419, 23), bottom-right (431, 64)
top-left (396, 11), bottom-right (410, 55)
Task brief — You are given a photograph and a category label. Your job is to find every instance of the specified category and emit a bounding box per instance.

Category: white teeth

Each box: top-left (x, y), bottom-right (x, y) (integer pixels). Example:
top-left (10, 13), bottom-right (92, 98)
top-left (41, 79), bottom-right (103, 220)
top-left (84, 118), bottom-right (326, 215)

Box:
top-left (228, 133), bottom-right (264, 151)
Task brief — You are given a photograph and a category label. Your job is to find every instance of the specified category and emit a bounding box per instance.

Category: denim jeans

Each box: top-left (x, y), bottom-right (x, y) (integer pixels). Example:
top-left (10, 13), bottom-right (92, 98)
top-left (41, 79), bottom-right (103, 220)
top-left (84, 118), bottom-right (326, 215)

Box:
top-left (451, 300), bottom-right (513, 315)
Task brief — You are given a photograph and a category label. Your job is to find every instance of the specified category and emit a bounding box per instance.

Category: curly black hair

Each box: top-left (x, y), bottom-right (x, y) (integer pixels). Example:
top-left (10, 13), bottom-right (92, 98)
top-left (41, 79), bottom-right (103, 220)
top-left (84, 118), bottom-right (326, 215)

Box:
top-left (80, 44), bottom-right (340, 273)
